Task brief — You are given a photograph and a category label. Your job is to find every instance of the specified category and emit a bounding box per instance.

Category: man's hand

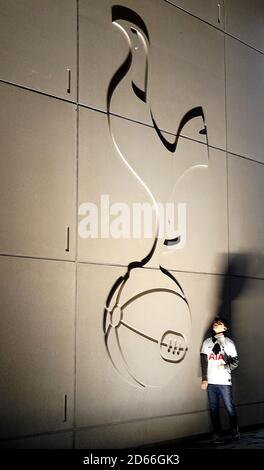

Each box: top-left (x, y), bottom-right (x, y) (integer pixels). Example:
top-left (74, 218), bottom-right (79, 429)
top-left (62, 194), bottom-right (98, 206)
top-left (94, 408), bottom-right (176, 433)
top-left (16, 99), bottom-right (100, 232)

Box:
top-left (218, 362), bottom-right (226, 369)
top-left (201, 380), bottom-right (208, 390)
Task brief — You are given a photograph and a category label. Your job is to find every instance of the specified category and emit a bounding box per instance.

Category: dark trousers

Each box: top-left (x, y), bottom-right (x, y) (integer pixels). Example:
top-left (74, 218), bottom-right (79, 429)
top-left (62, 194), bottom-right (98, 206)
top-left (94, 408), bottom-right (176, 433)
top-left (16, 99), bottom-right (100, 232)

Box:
top-left (207, 384), bottom-right (238, 435)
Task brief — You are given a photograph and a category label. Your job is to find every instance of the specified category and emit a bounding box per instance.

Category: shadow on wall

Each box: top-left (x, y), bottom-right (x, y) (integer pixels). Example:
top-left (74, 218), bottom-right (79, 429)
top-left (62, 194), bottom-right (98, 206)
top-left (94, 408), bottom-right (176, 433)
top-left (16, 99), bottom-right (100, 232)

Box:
top-left (198, 253), bottom-right (250, 379)
top-left (201, 253), bottom-right (251, 344)
top-left (229, 253), bottom-right (264, 416)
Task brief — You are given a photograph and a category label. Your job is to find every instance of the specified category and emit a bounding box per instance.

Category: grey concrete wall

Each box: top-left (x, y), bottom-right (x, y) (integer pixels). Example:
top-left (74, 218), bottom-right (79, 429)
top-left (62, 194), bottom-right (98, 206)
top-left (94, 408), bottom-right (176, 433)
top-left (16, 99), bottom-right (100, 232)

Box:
top-left (0, 0), bottom-right (263, 449)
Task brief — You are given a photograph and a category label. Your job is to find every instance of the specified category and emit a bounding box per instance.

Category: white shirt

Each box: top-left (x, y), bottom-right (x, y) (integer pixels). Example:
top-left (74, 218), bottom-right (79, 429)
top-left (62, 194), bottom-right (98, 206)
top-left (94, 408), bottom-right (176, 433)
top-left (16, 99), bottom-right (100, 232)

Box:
top-left (201, 337), bottom-right (238, 385)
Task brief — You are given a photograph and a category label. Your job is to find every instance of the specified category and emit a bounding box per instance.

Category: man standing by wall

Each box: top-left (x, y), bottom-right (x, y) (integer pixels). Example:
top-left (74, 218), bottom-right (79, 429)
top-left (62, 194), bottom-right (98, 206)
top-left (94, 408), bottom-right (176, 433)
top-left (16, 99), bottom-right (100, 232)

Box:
top-left (200, 317), bottom-right (240, 444)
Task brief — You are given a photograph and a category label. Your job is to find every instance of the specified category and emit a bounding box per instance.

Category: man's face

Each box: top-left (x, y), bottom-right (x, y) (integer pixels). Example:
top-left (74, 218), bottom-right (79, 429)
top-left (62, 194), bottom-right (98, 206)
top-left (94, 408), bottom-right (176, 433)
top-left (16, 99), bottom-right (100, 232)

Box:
top-left (213, 321), bottom-right (226, 334)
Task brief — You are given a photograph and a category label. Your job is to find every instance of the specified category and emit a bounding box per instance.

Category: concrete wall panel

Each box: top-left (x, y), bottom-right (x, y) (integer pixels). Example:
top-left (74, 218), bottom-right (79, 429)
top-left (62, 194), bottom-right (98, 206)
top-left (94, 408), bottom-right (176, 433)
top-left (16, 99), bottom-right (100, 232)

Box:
top-left (0, 257), bottom-right (75, 438)
top-left (225, 0), bottom-right (264, 53)
top-left (228, 155), bottom-right (264, 278)
top-left (226, 36), bottom-right (264, 163)
top-left (78, 106), bottom-right (227, 274)
top-left (0, 0), bottom-right (77, 100)
top-left (76, 263), bottom-right (227, 429)
top-left (0, 83), bottom-right (76, 260)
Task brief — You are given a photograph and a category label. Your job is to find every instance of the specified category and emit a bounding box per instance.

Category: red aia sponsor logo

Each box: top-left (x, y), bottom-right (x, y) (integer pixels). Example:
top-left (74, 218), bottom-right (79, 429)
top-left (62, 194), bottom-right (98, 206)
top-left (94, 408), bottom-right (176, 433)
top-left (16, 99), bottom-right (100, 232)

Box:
top-left (209, 353), bottom-right (224, 360)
